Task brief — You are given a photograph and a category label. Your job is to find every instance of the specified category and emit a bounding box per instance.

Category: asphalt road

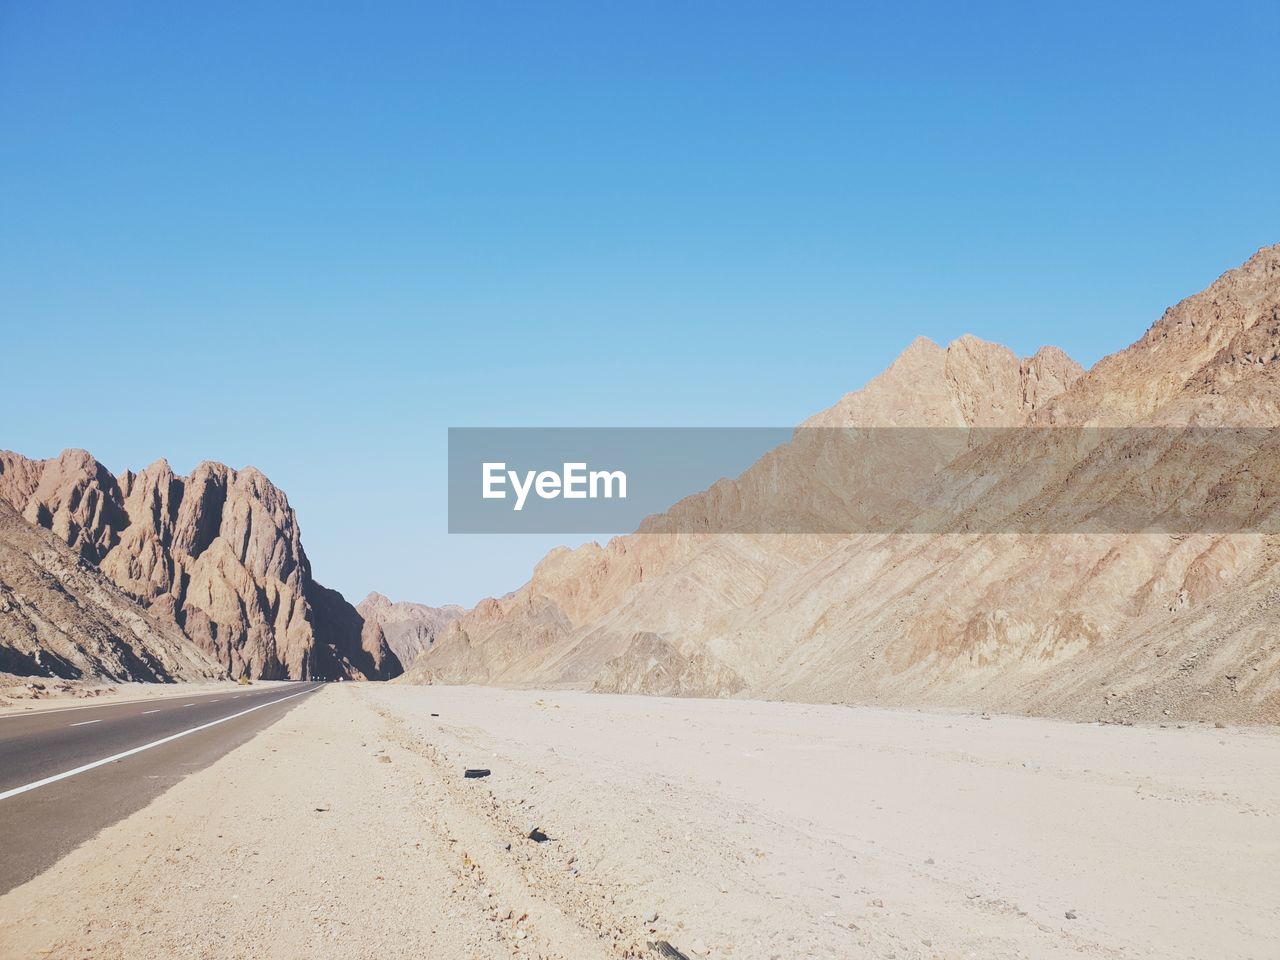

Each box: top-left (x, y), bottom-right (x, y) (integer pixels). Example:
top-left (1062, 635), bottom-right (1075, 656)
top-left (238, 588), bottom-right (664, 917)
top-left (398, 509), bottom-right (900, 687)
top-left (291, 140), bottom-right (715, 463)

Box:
top-left (0, 681), bottom-right (325, 894)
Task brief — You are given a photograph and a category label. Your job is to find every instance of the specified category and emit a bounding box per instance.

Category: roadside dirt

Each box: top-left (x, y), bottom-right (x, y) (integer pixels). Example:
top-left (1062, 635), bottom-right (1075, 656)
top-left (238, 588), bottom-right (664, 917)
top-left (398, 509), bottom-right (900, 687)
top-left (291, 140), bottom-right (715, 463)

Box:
top-left (0, 686), bottom-right (626, 960)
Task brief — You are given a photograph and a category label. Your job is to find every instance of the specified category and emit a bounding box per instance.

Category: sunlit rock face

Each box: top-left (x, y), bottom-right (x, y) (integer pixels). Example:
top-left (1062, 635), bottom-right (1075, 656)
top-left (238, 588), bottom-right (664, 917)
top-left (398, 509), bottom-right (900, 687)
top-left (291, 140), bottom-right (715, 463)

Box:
top-left (403, 245), bottom-right (1280, 724)
top-left (0, 452), bottom-right (399, 680)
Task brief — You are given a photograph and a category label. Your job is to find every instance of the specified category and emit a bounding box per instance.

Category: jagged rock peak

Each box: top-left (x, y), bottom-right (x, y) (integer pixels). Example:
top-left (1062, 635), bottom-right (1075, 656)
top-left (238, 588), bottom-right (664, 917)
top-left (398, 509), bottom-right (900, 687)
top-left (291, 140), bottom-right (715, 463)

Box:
top-left (806, 334), bottom-right (1080, 429)
top-left (0, 449), bottom-right (398, 681)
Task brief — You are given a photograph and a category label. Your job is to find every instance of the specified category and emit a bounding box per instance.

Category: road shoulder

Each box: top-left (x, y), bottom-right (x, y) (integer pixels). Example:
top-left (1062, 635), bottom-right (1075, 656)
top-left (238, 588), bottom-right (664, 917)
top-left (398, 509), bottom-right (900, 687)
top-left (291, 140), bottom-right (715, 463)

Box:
top-left (0, 687), bottom-right (623, 960)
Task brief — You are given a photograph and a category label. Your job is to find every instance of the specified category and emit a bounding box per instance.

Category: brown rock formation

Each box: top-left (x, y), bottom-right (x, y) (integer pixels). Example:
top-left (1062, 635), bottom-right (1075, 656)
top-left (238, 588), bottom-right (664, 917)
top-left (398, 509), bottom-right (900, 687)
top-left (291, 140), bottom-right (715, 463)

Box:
top-left (402, 244), bottom-right (1280, 724)
top-left (0, 453), bottom-right (399, 680)
top-left (0, 502), bottom-right (222, 681)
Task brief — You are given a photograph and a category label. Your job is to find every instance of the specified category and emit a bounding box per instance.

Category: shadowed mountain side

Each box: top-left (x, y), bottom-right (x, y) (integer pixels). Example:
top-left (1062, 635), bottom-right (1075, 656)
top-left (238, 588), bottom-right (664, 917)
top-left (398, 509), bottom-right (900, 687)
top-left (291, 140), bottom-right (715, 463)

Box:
top-left (313, 583), bottom-right (402, 680)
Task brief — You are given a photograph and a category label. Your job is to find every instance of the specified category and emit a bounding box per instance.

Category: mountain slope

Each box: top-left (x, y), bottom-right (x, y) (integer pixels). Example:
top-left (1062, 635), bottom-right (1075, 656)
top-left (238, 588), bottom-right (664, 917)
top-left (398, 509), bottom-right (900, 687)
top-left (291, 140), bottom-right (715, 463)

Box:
top-left (402, 244), bottom-right (1280, 723)
top-left (0, 502), bottom-right (222, 681)
top-left (402, 330), bottom-right (1085, 689)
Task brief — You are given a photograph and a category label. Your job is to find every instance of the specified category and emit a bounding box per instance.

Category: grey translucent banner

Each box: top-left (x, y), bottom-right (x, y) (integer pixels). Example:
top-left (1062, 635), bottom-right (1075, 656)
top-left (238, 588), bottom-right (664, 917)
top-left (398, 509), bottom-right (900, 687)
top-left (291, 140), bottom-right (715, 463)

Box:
top-left (448, 427), bottom-right (1280, 534)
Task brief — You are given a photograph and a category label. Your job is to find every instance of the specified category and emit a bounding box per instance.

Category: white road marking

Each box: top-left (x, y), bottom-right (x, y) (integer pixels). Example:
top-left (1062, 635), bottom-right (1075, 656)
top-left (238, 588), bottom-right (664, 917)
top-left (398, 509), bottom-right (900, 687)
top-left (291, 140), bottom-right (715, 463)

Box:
top-left (183, 703), bottom-right (195, 707)
top-left (0, 686), bottom-right (321, 802)
top-left (0, 690), bottom-right (249, 721)
top-left (210, 699), bottom-right (220, 703)
top-left (142, 709), bottom-right (161, 715)
top-left (68, 719), bottom-right (102, 727)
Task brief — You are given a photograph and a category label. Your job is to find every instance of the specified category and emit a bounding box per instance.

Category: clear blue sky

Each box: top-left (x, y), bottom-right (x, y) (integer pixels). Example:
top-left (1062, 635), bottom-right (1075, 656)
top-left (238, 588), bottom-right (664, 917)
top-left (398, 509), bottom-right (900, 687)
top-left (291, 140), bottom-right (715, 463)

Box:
top-left (3, 1), bottom-right (1277, 606)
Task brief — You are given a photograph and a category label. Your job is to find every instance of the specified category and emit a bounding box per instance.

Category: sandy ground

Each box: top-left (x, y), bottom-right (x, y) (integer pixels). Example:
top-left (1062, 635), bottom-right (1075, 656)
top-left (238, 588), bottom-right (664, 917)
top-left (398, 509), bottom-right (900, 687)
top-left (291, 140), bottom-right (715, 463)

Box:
top-left (0, 686), bottom-right (1276, 960)
top-left (0, 675), bottom-right (293, 715)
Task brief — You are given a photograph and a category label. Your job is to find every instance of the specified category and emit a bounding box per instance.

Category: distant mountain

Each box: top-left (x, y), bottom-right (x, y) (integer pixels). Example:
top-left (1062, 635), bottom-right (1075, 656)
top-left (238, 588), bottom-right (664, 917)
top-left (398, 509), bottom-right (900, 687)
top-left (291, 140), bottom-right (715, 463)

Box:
top-left (0, 452), bottom-right (399, 680)
top-left (357, 592), bottom-right (466, 667)
top-left (401, 244), bottom-right (1280, 724)
top-left (0, 501), bottom-right (221, 681)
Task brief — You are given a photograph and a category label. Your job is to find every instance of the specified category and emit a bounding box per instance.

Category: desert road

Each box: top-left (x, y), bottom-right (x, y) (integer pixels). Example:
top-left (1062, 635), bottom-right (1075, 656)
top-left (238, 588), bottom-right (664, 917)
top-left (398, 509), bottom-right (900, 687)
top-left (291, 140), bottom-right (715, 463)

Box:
top-left (0, 681), bottom-right (324, 893)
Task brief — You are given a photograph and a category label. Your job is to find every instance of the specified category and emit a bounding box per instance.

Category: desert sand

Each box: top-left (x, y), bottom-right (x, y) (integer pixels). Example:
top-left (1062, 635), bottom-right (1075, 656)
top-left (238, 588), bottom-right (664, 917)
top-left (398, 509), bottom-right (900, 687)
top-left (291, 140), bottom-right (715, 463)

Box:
top-left (1, 684), bottom-right (1274, 960)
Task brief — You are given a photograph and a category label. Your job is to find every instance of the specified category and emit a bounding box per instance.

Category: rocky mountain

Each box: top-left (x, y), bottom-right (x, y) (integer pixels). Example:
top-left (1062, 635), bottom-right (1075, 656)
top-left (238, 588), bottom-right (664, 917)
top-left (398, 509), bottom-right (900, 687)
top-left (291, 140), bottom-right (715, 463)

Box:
top-left (0, 501), bottom-right (222, 681)
top-left (0, 452), bottom-right (399, 680)
top-left (356, 592), bottom-right (466, 668)
top-left (402, 244), bottom-right (1280, 724)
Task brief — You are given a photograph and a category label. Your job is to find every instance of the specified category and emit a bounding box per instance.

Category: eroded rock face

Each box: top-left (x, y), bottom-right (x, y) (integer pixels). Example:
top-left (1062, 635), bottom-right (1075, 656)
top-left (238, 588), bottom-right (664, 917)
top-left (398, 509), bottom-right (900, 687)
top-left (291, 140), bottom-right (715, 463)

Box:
top-left (590, 632), bottom-right (745, 698)
top-left (404, 244), bottom-right (1280, 724)
top-left (0, 501), bottom-right (222, 682)
top-left (0, 455), bottom-right (399, 680)
top-left (0, 449), bottom-right (129, 565)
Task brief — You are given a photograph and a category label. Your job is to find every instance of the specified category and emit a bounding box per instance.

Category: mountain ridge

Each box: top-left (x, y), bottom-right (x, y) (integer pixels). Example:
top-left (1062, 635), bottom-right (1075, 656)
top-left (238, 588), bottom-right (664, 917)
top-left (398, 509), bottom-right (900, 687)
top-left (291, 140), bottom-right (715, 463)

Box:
top-left (400, 243), bottom-right (1280, 724)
